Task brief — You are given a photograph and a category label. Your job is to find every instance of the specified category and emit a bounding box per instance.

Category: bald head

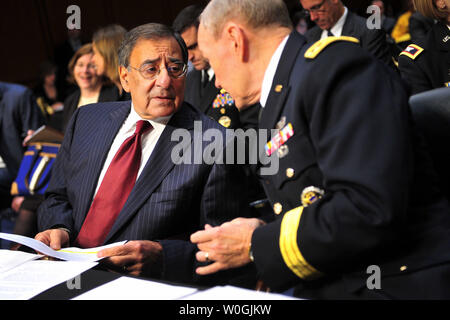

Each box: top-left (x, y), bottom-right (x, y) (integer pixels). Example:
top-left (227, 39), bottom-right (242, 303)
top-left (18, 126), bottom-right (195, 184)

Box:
top-left (197, 0), bottom-right (293, 109)
top-left (200, 0), bottom-right (292, 38)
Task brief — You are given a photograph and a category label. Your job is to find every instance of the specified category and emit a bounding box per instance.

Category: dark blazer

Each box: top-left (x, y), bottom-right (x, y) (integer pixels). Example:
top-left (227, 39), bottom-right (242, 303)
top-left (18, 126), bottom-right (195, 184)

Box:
top-left (251, 32), bottom-right (450, 299)
top-left (185, 69), bottom-right (241, 129)
top-left (62, 84), bottom-right (123, 132)
top-left (306, 11), bottom-right (394, 67)
top-left (37, 101), bottom-right (251, 284)
top-left (0, 82), bottom-right (45, 177)
top-left (398, 22), bottom-right (450, 95)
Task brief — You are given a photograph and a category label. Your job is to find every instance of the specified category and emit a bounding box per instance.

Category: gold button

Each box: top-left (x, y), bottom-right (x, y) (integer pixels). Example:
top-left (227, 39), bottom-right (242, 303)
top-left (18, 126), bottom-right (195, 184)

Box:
top-left (275, 85), bottom-right (283, 93)
top-left (273, 203), bottom-right (283, 215)
top-left (286, 168), bottom-right (295, 178)
top-left (400, 265), bottom-right (407, 272)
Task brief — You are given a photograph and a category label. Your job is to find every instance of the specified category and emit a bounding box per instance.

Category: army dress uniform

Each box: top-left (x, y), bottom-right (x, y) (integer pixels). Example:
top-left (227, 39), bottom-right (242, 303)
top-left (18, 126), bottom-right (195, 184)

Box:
top-left (184, 69), bottom-right (241, 129)
top-left (251, 32), bottom-right (450, 299)
top-left (398, 22), bottom-right (450, 95)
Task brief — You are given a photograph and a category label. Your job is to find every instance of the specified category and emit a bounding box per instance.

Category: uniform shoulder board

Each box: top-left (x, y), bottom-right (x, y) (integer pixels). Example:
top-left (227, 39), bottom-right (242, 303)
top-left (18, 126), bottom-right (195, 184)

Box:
top-left (399, 44), bottom-right (424, 60)
top-left (304, 36), bottom-right (360, 59)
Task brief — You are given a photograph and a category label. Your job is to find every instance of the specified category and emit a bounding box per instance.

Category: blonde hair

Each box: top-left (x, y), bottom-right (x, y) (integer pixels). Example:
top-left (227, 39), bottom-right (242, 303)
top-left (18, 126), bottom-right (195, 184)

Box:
top-left (200, 0), bottom-right (292, 38)
top-left (67, 43), bottom-right (93, 84)
top-left (413, 0), bottom-right (447, 21)
top-left (92, 24), bottom-right (127, 85)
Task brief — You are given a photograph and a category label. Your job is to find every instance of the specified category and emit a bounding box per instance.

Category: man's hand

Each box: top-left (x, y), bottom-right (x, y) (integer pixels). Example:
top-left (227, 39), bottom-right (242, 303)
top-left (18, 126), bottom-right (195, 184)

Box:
top-left (35, 229), bottom-right (70, 250)
top-left (97, 241), bottom-right (163, 277)
top-left (22, 130), bottom-right (35, 146)
top-left (190, 218), bottom-right (265, 275)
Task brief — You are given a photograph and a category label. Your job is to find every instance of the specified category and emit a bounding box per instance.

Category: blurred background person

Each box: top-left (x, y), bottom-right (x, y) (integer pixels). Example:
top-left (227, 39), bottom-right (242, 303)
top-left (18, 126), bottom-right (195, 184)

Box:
top-left (372, 0), bottom-right (397, 34)
top-left (63, 43), bottom-right (121, 132)
top-left (398, 0), bottom-right (449, 94)
top-left (391, 0), bottom-right (415, 46)
top-left (91, 24), bottom-right (130, 101)
top-left (54, 29), bottom-right (86, 98)
top-left (33, 61), bottom-right (64, 131)
top-left (291, 10), bottom-right (314, 35)
top-left (301, 0), bottom-right (394, 67)
top-left (173, 4), bottom-right (242, 130)
top-left (0, 82), bottom-right (45, 248)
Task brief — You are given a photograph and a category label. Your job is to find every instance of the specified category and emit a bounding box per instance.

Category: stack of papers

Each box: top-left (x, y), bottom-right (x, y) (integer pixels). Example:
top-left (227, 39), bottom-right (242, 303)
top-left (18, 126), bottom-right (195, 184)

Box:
top-left (72, 277), bottom-right (198, 300)
top-left (0, 250), bottom-right (97, 300)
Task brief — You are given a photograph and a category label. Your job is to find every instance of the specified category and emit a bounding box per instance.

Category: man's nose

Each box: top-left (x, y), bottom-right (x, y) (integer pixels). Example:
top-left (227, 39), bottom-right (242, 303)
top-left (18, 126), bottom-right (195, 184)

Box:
top-left (309, 11), bottom-right (320, 22)
top-left (155, 68), bottom-right (172, 88)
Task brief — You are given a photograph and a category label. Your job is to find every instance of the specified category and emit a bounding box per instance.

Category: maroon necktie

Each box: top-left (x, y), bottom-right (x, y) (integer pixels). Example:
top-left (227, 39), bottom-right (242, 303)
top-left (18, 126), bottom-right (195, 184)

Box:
top-left (75, 120), bottom-right (152, 248)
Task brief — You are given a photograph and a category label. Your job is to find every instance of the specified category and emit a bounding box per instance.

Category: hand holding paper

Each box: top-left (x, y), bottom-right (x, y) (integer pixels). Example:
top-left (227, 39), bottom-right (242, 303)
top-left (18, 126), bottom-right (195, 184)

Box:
top-left (0, 232), bottom-right (126, 262)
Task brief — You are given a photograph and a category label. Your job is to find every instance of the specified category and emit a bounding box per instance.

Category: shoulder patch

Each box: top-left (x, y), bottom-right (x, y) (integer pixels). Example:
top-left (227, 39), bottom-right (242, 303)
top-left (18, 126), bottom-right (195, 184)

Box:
top-left (304, 36), bottom-right (360, 59)
top-left (399, 44), bottom-right (424, 60)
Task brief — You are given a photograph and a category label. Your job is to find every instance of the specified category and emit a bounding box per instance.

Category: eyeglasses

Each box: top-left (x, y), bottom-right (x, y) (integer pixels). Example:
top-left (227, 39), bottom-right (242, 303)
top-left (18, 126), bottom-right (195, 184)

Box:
top-left (303, 0), bottom-right (328, 16)
top-left (128, 61), bottom-right (187, 80)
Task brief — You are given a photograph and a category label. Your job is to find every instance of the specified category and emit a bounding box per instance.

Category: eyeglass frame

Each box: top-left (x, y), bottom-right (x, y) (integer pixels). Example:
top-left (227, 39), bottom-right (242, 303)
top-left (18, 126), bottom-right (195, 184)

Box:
top-left (127, 60), bottom-right (188, 80)
top-left (303, 0), bottom-right (328, 16)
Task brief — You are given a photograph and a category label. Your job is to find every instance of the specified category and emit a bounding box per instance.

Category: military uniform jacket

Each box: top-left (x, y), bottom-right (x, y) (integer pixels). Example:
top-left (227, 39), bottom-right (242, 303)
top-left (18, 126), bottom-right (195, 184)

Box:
top-left (251, 32), bottom-right (450, 298)
top-left (184, 69), bottom-right (241, 129)
top-left (398, 22), bottom-right (450, 95)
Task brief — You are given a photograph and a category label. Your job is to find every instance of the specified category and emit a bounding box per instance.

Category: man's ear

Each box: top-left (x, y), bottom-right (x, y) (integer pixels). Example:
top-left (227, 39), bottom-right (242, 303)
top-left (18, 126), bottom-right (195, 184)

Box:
top-left (119, 66), bottom-right (131, 93)
top-left (224, 22), bottom-right (248, 62)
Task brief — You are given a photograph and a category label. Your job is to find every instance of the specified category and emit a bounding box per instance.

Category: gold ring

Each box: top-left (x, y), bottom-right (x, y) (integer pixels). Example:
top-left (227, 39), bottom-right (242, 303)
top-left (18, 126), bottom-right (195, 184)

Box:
top-left (205, 252), bottom-right (210, 263)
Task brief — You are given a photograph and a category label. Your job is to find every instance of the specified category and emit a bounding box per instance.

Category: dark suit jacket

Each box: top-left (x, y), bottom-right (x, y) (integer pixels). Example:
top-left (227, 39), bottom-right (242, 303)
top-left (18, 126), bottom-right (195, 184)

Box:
top-left (37, 101), bottom-right (251, 284)
top-left (306, 11), bottom-right (394, 67)
top-left (0, 82), bottom-right (45, 177)
top-left (251, 32), bottom-right (450, 299)
top-left (62, 84), bottom-right (122, 132)
top-left (185, 69), bottom-right (242, 129)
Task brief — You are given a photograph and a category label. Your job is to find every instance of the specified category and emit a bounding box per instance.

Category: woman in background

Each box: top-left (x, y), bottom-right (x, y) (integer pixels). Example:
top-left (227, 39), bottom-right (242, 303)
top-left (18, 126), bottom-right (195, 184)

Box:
top-left (91, 24), bottom-right (129, 100)
top-left (63, 43), bottom-right (120, 132)
top-left (398, 0), bottom-right (449, 94)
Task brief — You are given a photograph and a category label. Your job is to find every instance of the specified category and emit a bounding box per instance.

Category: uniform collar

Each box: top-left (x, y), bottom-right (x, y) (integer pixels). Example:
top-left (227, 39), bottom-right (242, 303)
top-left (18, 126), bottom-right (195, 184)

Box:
top-left (260, 35), bottom-right (289, 108)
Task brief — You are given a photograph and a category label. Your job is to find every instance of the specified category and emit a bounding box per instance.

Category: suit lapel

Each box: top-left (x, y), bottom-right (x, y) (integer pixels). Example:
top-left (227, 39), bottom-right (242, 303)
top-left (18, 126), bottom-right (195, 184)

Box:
top-left (342, 12), bottom-right (355, 37)
top-left (259, 32), bottom-right (306, 131)
top-left (77, 102), bottom-right (131, 220)
top-left (104, 103), bottom-right (196, 243)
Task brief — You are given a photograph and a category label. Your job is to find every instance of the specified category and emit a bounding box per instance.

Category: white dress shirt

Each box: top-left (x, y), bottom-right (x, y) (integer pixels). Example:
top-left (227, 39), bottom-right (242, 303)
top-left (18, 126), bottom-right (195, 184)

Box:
top-left (260, 35), bottom-right (289, 108)
top-left (320, 7), bottom-right (349, 39)
top-left (202, 67), bottom-right (215, 83)
top-left (93, 103), bottom-right (171, 197)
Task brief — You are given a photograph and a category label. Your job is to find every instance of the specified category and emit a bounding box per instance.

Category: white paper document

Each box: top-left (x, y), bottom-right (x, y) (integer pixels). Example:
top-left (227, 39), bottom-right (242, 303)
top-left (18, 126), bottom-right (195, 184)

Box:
top-left (72, 276), bottom-right (198, 300)
top-left (0, 260), bottom-right (97, 300)
top-left (0, 250), bottom-right (42, 274)
top-left (183, 285), bottom-right (300, 300)
top-left (0, 232), bottom-right (126, 262)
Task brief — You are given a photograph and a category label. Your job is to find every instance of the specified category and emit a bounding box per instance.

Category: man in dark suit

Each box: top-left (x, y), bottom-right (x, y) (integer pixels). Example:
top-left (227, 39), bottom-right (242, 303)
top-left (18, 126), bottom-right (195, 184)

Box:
top-left (0, 82), bottom-right (45, 216)
top-left (302, 0), bottom-right (394, 67)
top-left (35, 23), bottom-right (251, 285)
top-left (173, 4), bottom-right (260, 130)
top-left (191, 0), bottom-right (450, 299)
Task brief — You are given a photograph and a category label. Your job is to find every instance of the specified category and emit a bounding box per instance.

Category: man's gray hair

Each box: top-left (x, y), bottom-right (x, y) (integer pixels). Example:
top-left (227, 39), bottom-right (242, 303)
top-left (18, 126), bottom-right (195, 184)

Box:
top-left (118, 23), bottom-right (188, 68)
top-left (200, 0), bottom-right (293, 37)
